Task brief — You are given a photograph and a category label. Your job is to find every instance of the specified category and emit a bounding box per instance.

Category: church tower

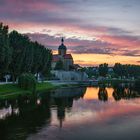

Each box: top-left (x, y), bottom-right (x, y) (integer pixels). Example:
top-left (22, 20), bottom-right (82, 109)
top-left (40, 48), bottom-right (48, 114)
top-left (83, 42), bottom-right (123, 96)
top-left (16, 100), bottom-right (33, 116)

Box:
top-left (58, 38), bottom-right (67, 56)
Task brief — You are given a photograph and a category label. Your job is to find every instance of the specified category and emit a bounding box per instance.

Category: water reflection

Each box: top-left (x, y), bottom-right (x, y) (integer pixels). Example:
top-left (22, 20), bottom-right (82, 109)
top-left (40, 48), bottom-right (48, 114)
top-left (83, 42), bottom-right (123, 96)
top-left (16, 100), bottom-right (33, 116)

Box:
top-left (112, 84), bottom-right (139, 101)
top-left (98, 87), bottom-right (108, 102)
top-left (0, 85), bottom-right (140, 140)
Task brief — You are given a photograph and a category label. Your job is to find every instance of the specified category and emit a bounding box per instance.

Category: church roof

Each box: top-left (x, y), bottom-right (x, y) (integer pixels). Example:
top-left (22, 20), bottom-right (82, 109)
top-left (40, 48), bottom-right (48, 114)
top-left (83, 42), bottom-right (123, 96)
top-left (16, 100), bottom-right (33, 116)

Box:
top-left (52, 55), bottom-right (60, 62)
top-left (52, 54), bottom-right (73, 62)
top-left (64, 54), bottom-right (73, 59)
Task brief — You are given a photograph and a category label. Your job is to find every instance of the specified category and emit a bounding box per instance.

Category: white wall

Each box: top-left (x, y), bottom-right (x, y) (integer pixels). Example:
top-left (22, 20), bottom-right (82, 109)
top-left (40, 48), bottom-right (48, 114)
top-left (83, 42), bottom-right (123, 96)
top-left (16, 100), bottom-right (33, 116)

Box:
top-left (51, 70), bottom-right (88, 81)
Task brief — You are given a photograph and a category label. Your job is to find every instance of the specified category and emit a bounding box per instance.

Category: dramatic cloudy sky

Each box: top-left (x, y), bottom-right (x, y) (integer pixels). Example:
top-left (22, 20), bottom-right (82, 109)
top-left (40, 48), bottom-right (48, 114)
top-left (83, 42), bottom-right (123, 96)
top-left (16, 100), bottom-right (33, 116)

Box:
top-left (1, 0), bottom-right (140, 66)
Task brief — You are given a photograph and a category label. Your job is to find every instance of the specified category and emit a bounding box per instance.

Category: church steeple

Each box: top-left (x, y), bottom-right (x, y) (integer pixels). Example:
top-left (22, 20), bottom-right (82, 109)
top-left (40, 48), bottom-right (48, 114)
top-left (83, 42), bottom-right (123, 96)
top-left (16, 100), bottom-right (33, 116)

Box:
top-left (61, 38), bottom-right (64, 44)
top-left (58, 38), bottom-right (67, 56)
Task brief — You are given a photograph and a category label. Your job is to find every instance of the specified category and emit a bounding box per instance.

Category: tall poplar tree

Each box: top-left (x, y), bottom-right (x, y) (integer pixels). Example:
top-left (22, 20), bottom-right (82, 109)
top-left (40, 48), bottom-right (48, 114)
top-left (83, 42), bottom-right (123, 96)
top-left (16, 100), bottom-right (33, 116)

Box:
top-left (0, 23), bottom-right (12, 76)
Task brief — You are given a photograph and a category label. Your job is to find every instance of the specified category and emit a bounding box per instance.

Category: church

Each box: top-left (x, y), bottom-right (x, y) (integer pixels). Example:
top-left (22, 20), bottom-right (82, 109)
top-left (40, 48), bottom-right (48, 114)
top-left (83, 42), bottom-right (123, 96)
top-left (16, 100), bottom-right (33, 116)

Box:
top-left (51, 38), bottom-right (88, 81)
top-left (51, 38), bottom-right (74, 71)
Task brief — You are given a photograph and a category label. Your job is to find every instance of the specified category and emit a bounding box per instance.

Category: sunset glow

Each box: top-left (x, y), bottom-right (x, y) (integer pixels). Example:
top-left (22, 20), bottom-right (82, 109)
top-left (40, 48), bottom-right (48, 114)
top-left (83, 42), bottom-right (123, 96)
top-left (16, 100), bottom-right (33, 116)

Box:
top-left (84, 87), bottom-right (114, 100)
top-left (73, 54), bottom-right (140, 66)
top-left (1, 0), bottom-right (140, 66)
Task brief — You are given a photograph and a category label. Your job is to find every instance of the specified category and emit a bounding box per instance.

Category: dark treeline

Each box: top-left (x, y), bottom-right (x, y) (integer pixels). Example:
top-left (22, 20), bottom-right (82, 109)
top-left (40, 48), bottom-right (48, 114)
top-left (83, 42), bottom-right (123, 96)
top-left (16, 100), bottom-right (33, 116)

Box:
top-left (0, 23), bottom-right (52, 81)
top-left (84, 63), bottom-right (140, 78)
top-left (113, 63), bottom-right (140, 78)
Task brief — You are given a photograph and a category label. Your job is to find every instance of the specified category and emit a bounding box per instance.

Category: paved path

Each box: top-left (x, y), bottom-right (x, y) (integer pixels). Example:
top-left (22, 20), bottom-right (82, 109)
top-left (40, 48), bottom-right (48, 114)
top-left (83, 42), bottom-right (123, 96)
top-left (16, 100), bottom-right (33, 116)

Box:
top-left (45, 80), bottom-right (80, 86)
top-left (0, 80), bottom-right (79, 86)
top-left (0, 82), bottom-right (14, 85)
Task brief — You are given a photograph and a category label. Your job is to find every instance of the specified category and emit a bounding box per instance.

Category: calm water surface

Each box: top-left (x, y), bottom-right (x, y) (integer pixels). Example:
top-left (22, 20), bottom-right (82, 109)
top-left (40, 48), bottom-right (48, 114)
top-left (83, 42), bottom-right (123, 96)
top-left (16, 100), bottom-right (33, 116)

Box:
top-left (0, 85), bottom-right (140, 140)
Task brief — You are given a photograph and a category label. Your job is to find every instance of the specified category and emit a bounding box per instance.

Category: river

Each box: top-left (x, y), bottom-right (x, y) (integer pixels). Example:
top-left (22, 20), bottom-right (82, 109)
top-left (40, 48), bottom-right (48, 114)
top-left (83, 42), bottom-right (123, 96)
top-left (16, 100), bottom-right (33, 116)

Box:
top-left (0, 84), bottom-right (140, 140)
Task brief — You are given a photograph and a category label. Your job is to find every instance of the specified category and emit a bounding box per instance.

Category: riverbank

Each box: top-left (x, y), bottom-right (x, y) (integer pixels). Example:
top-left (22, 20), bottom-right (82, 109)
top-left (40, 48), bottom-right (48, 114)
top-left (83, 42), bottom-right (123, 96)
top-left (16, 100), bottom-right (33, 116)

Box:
top-left (0, 82), bottom-right (58, 100)
top-left (0, 80), bottom-right (83, 100)
top-left (0, 79), bottom-right (138, 100)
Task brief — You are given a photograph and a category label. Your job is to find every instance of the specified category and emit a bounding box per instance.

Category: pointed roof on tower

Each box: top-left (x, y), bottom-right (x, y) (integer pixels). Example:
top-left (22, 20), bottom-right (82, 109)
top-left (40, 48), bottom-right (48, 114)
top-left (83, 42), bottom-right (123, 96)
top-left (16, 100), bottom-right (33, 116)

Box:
top-left (58, 38), bottom-right (67, 50)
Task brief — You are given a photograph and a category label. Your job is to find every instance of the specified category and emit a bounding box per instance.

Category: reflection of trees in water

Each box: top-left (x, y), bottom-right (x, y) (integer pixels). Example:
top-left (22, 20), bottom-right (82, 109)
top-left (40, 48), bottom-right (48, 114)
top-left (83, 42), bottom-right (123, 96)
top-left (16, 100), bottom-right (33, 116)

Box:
top-left (0, 87), bottom-right (86, 139)
top-left (112, 84), bottom-right (139, 101)
top-left (98, 87), bottom-right (108, 102)
top-left (97, 83), bottom-right (139, 102)
top-left (0, 95), bottom-right (51, 140)
top-left (0, 85), bottom-right (139, 139)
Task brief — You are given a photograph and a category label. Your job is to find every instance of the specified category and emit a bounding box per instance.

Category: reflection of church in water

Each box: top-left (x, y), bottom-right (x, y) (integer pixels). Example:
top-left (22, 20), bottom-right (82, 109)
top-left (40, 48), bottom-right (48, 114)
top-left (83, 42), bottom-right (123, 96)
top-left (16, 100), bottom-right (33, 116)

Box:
top-left (51, 87), bottom-right (86, 128)
top-left (0, 84), bottom-right (138, 134)
top-left (0, 87), bottom-right (86, 132)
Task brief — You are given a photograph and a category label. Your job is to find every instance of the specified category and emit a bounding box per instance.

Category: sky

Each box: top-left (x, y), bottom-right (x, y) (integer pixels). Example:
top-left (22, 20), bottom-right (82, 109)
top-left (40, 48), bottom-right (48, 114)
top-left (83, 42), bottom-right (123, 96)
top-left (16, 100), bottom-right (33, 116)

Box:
top-left (0, 0), bottom-right (140, 66)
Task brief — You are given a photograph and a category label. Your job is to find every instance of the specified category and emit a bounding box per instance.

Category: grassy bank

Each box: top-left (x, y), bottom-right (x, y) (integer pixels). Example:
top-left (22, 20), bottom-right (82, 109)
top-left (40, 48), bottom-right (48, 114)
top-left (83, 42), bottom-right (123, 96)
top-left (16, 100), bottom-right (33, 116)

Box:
top-left (0, 82), bottom-right (56, 100)
top-left (36, 82), bottom-right (59, 92)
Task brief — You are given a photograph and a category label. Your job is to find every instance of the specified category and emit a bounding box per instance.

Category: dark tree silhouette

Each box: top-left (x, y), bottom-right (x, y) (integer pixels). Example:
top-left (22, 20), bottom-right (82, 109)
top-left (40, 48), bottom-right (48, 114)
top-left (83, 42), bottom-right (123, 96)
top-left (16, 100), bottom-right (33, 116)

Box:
top-left (98, 63), bottom-right (108, 77)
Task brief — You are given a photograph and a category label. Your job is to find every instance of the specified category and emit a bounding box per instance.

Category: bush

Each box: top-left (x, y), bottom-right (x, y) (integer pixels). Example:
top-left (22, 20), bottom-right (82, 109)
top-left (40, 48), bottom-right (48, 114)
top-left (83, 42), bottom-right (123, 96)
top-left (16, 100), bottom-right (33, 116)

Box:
top-left (18, 73), bottom-right (36, 93)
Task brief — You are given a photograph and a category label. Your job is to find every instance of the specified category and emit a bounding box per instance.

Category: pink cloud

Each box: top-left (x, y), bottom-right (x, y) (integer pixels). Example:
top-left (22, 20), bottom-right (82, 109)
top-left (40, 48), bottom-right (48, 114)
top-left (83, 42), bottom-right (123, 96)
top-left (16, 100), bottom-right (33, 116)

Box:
top-left (100, 35), bottom-right (140, 49)
top-left (0, 0), bottom-right (63, 14)
top-left (2, 15), bottom-right (140, 58)
top-left (97, 102), bottom-right (140, 122)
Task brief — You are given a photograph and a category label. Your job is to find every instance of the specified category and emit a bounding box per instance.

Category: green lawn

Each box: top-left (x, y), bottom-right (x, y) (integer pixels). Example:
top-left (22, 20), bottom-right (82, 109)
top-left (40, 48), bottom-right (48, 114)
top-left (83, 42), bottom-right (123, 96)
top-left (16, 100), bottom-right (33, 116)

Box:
top-left (0, 82), bottom-right (56, 99)
top-left (36, 82), bottom-right (57, 91)
top-left (0, 84), bottom-right (24, 93)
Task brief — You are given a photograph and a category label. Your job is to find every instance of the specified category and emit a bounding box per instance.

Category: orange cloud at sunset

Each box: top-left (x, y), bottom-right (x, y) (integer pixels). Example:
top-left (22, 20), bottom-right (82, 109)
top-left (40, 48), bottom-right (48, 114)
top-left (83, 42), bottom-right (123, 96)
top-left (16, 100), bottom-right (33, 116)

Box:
top-left (72, 53), bottom-right (140, 66)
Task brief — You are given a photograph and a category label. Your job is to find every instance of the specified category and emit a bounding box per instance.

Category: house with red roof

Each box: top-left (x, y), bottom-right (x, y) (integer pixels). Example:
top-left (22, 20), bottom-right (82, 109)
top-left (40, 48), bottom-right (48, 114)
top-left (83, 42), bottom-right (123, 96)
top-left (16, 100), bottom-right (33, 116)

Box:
top-left (51, 38), bottom-right (74, 71)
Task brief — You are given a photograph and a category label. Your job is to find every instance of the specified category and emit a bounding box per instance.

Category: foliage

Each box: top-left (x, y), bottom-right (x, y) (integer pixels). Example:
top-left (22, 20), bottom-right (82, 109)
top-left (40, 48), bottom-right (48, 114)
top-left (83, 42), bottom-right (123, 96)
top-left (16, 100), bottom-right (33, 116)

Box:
top-left (0, 22), bottom-right (53, 81)
top-left (84, 63), bottom-right (140, 79)
top-left (9, 31), bottom-right (31, 80)
top-left (54, 60), bottom-right (64, 70)
top-left (98, 63), bottom-right (108, 77)
top-left (30, 41), bottom-right (52, 76)
top-left (0, 23), bottom-right (12, 76)
top-left (113, 63), bottom-right (140, 78)
top-left (85, 67), bottom-right (99, 78)
top-left (18, 73), bottom-right (37, 93)
top-left (7, 26), bottom-right (52, 81)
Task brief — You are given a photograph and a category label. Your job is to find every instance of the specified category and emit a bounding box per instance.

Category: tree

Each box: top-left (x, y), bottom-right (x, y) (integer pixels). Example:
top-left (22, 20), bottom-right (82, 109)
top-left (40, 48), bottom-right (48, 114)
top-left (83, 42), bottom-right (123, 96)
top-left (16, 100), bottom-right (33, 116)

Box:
top-left (9, 31), bottom-right (30, 81)
top-left (0, 23), bottom-right (53, 82)
top-left (98, 63), bottom-right (108, 77)
top-left (31, 41), bottom-right (43, 74)
top-left (9, 30), bottom-right (52, 82)
top-left (54, 60), bottom-right (63, 70)
top-left (113, 63), bottom-right (123, 78)
top-left (31, 42), bottom-right (52, 77)
top-left (18, 73), bottom-right (36, 93)
top-left (98, 88), bottom-right (108, 101)
top-left (0, 23), bottom-right (12, 76)
top-left (41, 48), bottom-right (52, 77)
top-left (113, 63), bottom-right (140, 78)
